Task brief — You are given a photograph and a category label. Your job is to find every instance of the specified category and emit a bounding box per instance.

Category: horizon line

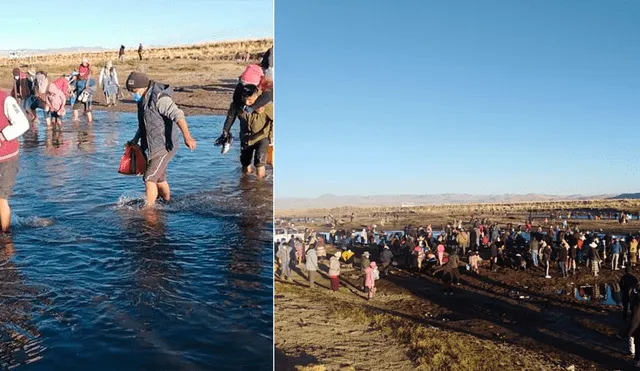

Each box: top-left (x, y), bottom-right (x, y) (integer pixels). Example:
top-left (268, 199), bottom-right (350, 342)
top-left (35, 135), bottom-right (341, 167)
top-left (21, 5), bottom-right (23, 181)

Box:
top-left (0, 36), bottom-right (274, 53)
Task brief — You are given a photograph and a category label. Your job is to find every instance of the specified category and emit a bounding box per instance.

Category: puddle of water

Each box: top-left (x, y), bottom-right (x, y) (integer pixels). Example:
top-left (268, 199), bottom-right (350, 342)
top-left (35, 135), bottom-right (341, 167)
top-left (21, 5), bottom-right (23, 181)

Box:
top-left (557, 283), bottom-right (621, 306)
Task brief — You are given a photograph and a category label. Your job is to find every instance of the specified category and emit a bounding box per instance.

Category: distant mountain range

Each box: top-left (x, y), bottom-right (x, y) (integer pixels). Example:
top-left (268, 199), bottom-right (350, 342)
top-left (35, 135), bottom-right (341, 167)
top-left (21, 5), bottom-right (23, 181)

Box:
top-left (275, 193), bottom-right (630, 210)
top-left (609, 193), bottom-right (640, 200)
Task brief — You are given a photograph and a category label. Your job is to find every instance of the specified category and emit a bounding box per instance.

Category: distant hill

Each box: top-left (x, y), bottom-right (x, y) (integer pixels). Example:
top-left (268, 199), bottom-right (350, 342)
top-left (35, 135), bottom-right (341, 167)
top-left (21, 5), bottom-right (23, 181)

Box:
top-left (609, 193), bottom-right (640, 200)
top-left (276, 193), bottom-right (617, 210)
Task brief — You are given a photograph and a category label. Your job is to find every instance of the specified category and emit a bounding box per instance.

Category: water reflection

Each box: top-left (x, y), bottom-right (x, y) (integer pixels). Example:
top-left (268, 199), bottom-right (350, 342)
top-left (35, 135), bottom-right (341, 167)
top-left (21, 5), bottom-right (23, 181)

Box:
top-left (5, 112), bottom-right (273, 369)
top-left (0, 238), bottom-right (45, 369)
top-left (572, 283), bottom-right (621, 306)
top-left (44, 128), bottom-right (70, 158)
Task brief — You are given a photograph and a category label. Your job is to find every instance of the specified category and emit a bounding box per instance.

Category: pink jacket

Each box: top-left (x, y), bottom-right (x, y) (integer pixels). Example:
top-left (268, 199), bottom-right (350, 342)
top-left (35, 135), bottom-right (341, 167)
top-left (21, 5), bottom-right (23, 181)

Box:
top-left (364, 262), bottom-right (376, 289)
top-left (437, 244), bottom-right (445, 253)
top-left (45, 83), bottom-right (66, 116)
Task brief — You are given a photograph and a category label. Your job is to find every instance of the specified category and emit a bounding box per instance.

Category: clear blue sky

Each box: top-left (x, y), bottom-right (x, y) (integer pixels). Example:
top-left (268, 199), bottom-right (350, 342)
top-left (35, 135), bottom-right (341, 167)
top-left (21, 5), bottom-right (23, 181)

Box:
top-left (275, 0), bottom-right (640, 198)
top-left (0, 0), bottom-right (272, 50)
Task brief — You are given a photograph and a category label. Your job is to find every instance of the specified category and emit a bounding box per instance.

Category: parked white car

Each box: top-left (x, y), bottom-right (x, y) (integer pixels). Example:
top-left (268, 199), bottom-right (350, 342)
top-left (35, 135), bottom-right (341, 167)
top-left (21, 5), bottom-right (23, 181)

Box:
top-left (275, 228), bottom-right (305, 243)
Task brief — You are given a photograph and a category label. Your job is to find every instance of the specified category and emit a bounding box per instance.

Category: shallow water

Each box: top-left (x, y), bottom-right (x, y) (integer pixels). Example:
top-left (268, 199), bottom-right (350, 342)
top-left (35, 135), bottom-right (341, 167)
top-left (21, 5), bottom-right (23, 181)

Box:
top-left (557, 283), bottom-right (621, 307)
top-left (0, 112), bottom-right (273, 370)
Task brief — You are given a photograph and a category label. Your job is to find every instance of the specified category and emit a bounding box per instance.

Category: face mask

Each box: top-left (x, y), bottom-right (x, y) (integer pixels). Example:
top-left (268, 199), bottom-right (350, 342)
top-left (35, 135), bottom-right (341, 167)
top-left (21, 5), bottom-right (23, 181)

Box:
top-left (132, 92), bottom-right (142, 102)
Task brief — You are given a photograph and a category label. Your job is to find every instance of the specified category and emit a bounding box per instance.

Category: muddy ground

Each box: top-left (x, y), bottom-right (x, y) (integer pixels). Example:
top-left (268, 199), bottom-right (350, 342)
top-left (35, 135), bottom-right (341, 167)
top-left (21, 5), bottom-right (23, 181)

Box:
top-left (275, 213), bottom-right (640, 370)
top-left (276, 248), bottom-right (634, 370)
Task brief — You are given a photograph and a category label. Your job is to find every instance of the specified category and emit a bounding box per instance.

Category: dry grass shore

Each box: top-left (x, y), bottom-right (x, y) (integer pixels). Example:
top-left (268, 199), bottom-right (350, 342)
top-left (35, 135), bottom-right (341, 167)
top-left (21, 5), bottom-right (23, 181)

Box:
top-left (0, 38), bottom-right (273, 116)
top-left (277, 199), bottom-right (640, 234)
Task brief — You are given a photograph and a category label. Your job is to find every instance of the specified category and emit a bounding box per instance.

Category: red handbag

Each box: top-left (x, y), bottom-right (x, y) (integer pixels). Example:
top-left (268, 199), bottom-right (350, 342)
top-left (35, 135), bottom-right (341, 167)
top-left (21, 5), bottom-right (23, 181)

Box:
top-left (118, 143), bottom-right (147, 175)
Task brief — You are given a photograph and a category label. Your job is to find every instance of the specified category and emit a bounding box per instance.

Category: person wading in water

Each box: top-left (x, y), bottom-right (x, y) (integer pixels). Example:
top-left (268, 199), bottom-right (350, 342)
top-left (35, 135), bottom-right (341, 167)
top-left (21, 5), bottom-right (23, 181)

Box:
top-left (125, 72), bottom-right (196, 207)
top-left (0, 90), bottom-right (30, 232)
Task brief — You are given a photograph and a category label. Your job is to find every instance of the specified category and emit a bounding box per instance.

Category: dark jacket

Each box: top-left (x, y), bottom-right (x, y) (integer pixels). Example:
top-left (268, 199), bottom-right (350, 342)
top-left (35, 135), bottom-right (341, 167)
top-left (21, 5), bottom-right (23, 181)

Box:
top-left (559, 247), bottom-right (568, 261)
top-left (11, 77), bottom-right (34, 100)
top-left (136, 81), bottom-right (181, 155)
top-left (260, 47), bottom-right (272, 70)
top-left (490, 243), bottom-right (498, 258)
top-left (542, 246), bottom-right (551, 262)
top-left (620, 273), bottom-right (639, 301)
top-left (222, 84), bottom-right (273, 146)
top-left (628, 299), bottom-right (640, 337)
top-left (380, 248), bottom-right (393, 264)
top-left (361, 255), bottom-right (370, 274)
top-left (433, 254), bottom-right (460, 275)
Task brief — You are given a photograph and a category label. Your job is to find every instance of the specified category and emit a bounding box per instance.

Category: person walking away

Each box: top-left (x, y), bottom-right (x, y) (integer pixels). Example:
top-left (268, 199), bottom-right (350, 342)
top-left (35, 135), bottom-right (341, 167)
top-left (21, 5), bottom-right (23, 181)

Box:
top-left (490, 241), bottom-right (499, 271)
top-left (328, 251), bottom-right (341, 291)
top-left (542, 241), bottom-right (551, 278)
top-left (457, 229), bottom-right (469, 257)
top-left (632, 238), bottom-right (638, 267)
top-left (415, 243), bottom-right (425, 271)
top-left (621, 266), bottom-right (639, 320)
top-left (99, 61), bottom-right (120, 107)
top-left (138, 43), bottom-right (143, 60)
top-left (294, 238), bottom-right (305, 265)
top-left (316, 237), bottom-right (327, 261)
top-left (125, 72), bottom-right (197, 207)
top-left (305, 244), bottom-right (319, 288)
top-left (613, 239), bottom-right (622, 271)
top-left (119, 45), bottom-right (125, 63)
top-left (276, 241), bottom-right (292, 281)
top-left (591, 241), bottom-right (601, 277)
top-left (360, 251), bottom-right (370, 290)
top-left (215, 65), bottom-right (273, 178)
top-left (433, 252), bottom-right (461, 294)
top-left (74, 58), bottom-right (95, 122)
top-left (469, 250), bottom-right (482, 273)
top-left (0, 90), bottom-right (30, 232)
top-left (530, 235), bottom-right (540, 267)
top-left (364, 262), bottom-right (378, 300)
top-left (569, 239), bottom-right (577, 275)
top-left (559, 238), bottom-right (569, 277)
top-left (379, 244), bottom-right (393, 277)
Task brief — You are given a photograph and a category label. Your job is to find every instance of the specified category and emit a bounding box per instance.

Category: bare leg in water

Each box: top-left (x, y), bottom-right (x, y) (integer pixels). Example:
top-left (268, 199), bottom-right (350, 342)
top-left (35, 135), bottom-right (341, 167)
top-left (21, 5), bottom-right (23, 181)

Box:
top-left (157, 182), bottom-right (171, 202)
top-left (0, 199), bottom-right (11, 233)
top-left (145, 181), bottom-right (171, 207)
top-left (145, 181), bottom-right (159, 207)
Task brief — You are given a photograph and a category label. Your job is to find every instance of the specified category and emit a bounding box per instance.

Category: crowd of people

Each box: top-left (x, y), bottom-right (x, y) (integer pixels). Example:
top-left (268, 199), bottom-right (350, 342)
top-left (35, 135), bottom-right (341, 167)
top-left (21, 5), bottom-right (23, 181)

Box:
top-left (275, 217), bottom-right (640, 366)
top-left (0, 45), bottom-right (274, 230)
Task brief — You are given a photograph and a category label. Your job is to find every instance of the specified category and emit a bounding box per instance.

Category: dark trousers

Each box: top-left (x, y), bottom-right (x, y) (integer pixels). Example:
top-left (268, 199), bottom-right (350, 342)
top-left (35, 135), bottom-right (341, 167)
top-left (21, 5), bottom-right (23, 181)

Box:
top-left (490, 256), bottom-right (498, 270)
top-left (623, 299), bottom-right (631, 320)
top-left (451, 269), bottom-right (460, 284)
top-left (381, 262), bottom-right (391, 275)
top-left (443, 272), bottom-right (453, 293)
top-left (330, 276), bottom-right (339, 291)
